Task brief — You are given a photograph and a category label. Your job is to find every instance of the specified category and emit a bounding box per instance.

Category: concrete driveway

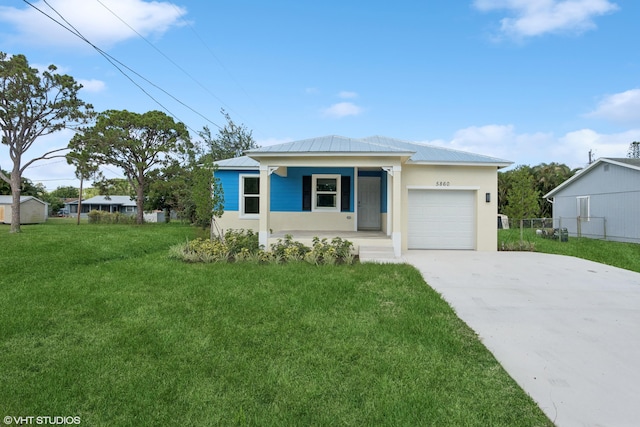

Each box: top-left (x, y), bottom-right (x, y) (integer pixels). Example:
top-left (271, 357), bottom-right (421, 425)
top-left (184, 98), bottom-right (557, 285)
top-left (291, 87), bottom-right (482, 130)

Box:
top-left (403, 250), bottom-right (640, 427)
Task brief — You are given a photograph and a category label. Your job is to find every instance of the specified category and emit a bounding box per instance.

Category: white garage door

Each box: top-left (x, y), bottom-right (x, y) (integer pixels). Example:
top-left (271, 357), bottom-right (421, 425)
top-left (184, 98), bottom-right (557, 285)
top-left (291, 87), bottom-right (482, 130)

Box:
top-left (408, 190), bottom-right (476, 249)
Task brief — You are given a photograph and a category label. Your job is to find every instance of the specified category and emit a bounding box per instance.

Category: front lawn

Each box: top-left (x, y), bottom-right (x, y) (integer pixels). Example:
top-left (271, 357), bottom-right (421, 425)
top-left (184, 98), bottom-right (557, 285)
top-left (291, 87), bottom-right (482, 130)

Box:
top-left (499, 228), bottom-right (640, 273)
top-left (1, 222), bottom-right (551, 426)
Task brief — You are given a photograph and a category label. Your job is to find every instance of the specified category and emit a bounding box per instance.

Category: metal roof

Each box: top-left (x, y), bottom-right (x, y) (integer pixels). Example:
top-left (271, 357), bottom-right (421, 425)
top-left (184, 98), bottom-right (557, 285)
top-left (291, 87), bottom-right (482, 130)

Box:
top-left (361, 136), bottom-right (511, 165)
top-left (217, 135), bottom-right (512, 167)
top-left (68, 195), bottom-right (137, 206)
top-left (246, 135), bottom-right (413, 155)
top-left (215, 156), bottom-right (259, 169)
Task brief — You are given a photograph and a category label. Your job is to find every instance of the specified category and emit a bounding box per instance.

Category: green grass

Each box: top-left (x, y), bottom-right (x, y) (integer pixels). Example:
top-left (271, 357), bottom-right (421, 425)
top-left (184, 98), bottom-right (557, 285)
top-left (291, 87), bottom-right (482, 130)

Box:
top-left (499, 228), bottom-right (640, 273)
top-left (1, 222), bottom-right (552, 426)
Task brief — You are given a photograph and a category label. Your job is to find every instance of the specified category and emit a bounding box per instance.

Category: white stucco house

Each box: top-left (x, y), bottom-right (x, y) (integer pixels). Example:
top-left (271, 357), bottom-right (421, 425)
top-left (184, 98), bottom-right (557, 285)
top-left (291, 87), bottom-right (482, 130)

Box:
top-left (213, 136), bottom-right (511, 256)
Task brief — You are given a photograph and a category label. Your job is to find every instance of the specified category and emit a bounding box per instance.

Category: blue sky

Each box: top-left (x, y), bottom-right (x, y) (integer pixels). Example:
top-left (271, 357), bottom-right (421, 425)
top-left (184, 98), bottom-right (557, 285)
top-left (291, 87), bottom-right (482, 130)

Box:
top-left (1, 0), bottom-right (639, 189)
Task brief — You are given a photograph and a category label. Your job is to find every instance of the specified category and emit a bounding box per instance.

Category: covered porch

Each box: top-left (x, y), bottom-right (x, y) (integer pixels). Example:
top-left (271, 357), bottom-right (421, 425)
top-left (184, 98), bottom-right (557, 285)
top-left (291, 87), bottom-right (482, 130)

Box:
top-left (256, 161), bottom-right (405, 257)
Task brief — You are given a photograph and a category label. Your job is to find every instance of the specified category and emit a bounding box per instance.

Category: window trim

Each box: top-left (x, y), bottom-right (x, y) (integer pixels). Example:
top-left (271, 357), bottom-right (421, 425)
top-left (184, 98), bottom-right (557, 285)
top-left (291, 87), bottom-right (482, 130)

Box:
top-left (312, 174), bottom-right (341, 212)
top-left (576, 196), bottom-right (590, 221)
top-left (239, 174), bottom-right (260, 219)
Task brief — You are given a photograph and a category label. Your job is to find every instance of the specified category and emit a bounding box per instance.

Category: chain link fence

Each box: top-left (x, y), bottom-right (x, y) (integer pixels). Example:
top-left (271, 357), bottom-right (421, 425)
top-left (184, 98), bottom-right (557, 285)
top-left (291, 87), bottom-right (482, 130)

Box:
top-left (507, 217), bottom-right (607, 240)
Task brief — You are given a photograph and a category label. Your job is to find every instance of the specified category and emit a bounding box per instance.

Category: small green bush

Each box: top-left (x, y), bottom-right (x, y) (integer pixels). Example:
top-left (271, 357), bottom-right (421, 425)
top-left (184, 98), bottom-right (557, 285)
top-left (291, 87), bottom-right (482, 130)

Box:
top-left (169, 230), bottom-right (355, 265)
top-left (87, 210), bottom-right (137, 224)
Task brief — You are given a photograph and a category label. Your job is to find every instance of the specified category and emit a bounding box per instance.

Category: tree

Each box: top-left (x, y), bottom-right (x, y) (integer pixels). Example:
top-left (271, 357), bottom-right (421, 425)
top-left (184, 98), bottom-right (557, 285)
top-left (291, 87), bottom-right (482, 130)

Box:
top-left (0, 52), bottom-right (93, 232)
top-left (199, 109), bottom-right (258, 161)
top-left (194, 110), bottom-right (257, 235)
top-left (504, 166), bottom-right (540, 232)
top-left (0, 169), bottom-right (44, 197)
top-left (69, 110), bottom-right (191, 224)
top-left (531, 162), bottom-right (577, 217)
top-left (49, 185), bottom-right (80, 199)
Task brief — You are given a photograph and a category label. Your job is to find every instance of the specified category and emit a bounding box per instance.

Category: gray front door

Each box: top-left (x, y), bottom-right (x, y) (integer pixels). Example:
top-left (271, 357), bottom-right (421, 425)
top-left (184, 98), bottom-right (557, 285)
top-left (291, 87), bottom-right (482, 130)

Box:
top-left (358, 176), bottom-right (381, 230)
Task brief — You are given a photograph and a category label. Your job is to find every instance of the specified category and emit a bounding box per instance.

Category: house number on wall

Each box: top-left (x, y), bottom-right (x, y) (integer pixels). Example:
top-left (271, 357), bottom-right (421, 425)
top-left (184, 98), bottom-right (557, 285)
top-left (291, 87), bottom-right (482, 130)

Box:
top-left (435, 181), bottom-right (450, 187)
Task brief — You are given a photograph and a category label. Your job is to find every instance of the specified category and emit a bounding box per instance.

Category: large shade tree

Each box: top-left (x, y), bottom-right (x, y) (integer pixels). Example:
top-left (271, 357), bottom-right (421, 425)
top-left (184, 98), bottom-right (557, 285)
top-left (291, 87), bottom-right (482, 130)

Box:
top-left (0, 52), bottom-right (93, 232)
top-left (69, 109), bottom-right (190, 224)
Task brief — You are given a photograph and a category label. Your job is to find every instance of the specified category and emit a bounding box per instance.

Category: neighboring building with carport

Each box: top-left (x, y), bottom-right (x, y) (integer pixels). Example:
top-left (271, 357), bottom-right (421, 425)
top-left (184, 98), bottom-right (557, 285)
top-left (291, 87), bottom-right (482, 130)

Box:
top-left (544, 158), bottom-right (640, 243)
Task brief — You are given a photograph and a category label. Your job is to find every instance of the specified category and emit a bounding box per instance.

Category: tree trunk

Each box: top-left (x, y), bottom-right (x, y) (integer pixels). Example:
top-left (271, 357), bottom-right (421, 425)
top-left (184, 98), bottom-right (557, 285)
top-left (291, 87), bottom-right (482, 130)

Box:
top-left (10, 164), bottom-right (22, 233)
top-left (77, 176), bottom-right (83, 225)
top-left (136, 176), bottom-right (145, 225)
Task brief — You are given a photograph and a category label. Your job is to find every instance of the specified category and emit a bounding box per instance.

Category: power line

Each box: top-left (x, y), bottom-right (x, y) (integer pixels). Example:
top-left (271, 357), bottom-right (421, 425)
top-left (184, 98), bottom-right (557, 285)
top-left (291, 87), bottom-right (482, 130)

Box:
top-left (24, 0), bottom-right (221, 134)
top-left (94, 0), bottom-right (229, 121)
top-left (168, 1), bottom-right (272, 139)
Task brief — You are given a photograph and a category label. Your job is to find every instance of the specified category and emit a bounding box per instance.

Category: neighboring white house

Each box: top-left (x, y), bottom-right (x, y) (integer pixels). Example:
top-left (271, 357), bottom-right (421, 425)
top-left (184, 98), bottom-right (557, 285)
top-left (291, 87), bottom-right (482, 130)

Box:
top-left (543, 158), bottom-right (640, 243)
top-left (0, 195), bottom-right (48, 224)
top-left (214, 135), bottom-right (512, 255)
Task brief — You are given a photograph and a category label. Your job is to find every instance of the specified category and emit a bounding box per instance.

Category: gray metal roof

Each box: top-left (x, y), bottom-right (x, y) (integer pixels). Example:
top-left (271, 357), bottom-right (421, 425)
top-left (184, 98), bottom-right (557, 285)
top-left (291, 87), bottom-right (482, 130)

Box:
top-left (217, 135), bottom-right (512, 167)
top-left (215, 156), bottom-right (259, 169)
top-left (246, 135), bottom-right (413, 155)
top-left (361, 136), bottom-right (511, 164)
top-left (69, 195), bottom-right (137, 206)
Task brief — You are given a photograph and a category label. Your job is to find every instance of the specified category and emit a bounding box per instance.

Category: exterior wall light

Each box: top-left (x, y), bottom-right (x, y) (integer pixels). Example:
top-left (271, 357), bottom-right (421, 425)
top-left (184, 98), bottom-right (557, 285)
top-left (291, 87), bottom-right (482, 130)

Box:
top-left (485, 192), bottom-right (491, 203)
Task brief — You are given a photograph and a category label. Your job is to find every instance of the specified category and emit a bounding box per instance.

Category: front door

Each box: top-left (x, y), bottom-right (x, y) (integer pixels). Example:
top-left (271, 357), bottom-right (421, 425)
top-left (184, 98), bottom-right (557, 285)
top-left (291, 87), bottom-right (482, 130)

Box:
top-left (358, 176), bottom-right (381, 230)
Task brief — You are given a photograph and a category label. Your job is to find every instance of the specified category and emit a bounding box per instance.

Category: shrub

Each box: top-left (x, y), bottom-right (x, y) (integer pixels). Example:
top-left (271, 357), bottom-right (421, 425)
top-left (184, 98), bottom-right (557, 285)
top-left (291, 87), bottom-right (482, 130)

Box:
top-left (270, 234), bottom-right (309, 262)
top-left (87, 210), bottom-right (137, 224)
top-left (224, 229), bottom-right (260, 255)
top-left (169, 231), bottom-right (355, 265)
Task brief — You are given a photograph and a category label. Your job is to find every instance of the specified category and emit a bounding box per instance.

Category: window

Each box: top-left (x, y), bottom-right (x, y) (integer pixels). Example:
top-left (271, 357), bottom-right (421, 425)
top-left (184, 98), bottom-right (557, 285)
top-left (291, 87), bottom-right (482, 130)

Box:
top-left (577, 196), bottom-right (589, 219)
top-left (303, 175), bottom-right (351, 212)
top-left (312, 174), bottom-right (340, 211)
top-left (240, 175), bottom-right (260, 218)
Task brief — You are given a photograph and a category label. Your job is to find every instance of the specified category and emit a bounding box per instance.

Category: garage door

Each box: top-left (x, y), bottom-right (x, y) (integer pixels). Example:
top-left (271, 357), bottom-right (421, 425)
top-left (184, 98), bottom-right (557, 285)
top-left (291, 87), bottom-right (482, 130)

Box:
top-left (408, 190), bottom-right (475, 249)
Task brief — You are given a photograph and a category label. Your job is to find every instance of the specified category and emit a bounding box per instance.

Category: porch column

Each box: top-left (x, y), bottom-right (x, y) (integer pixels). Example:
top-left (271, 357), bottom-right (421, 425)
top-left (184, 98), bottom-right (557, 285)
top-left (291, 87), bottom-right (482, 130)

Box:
top-left (391, 166), bottom-right (402, 257)
top-left (258, 165), bottom-right (271, 249)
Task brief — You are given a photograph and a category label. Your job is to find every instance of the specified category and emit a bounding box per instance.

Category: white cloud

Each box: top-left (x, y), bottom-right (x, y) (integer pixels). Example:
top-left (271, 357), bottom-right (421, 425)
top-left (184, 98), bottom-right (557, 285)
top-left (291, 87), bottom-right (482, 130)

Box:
top-left (0, 0), bottom-right (187, 48)
top-left (423, 124), bottom-right (635, 168)
top-left (338, 91), bottom-right (358, 99)
top-left (78, 79), bottom-right (106, 93)
top-left (321, 102), bottom-right (363, 119)
top-left (587, 89), bottom-right (640, 124)
top-left (473, 0), bottom-right (618, 38)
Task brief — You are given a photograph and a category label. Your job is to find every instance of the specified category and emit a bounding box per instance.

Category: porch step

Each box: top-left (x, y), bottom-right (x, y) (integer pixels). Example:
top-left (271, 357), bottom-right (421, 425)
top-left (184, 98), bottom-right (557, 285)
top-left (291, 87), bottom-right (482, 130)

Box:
top-left (358, 246), bottom-right (404, 264)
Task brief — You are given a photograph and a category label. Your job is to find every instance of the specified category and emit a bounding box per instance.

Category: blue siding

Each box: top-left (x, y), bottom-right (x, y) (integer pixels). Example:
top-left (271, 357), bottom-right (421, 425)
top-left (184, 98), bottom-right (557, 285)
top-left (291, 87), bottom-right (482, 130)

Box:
top-left (215, 170), bottom-right (260, 211)
top-left (272, 167), bottom-right (354, 212)
top-left (217, 167), bottom-right (390, 214)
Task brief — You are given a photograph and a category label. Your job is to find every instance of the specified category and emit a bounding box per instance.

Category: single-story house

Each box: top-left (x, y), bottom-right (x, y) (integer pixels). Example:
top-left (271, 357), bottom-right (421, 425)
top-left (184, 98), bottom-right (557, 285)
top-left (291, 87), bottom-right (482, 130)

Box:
top-left (0, 195), bottom-right (48, 224)
top-left (543, 157), bottom-right (640, 243)
top-left (214, 135), bottom-right (512, 255)
top-left (66, 195), bottom-right (137, 218)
